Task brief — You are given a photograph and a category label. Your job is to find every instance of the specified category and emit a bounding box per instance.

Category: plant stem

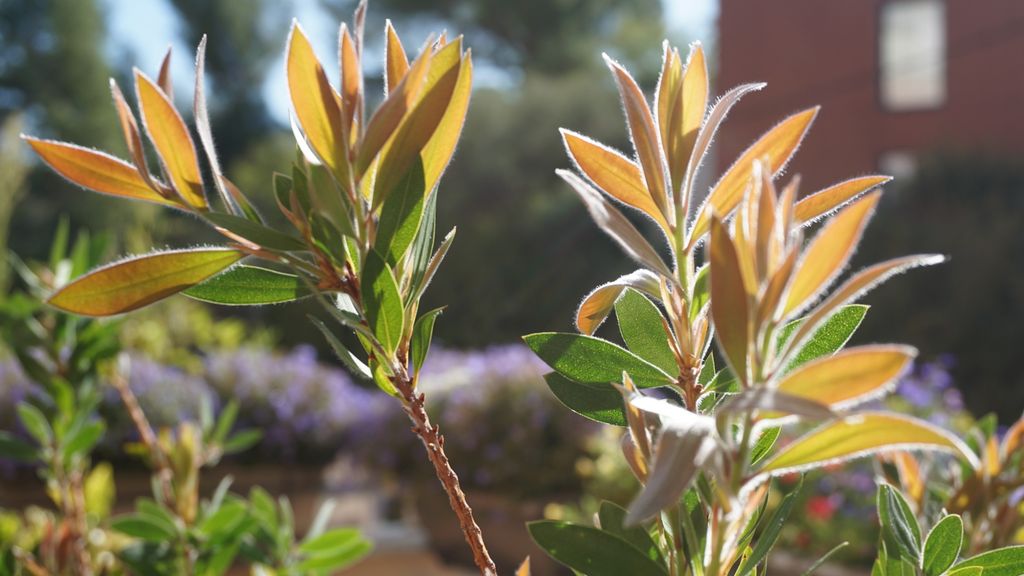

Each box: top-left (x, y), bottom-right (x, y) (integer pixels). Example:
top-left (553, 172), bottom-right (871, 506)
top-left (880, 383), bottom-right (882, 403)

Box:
top-left (391, 368), bottom-right (497, 576)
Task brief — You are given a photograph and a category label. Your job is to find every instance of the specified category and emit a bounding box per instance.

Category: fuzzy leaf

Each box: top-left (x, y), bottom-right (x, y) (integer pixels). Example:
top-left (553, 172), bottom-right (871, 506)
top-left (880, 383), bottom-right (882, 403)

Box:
top-left (922, 514), bottom-right (963, 576)
top-left (710, 216), bottom-right (751, 384)
top-left (49, 248), bottom-right (243, 316)
top-left (598, 501), bottom-right (662, 562)
top-left (358, 44), bottom-right (431, 175)
top-left (878, 483), bottom-right (922, 563)
top-left (678, 42), bottom-right (707, 175)
top-left (737, 479), bottom-right (802, 576)
top-left (951, 546), bottom-right (1024, 576)
top-left (544, 373), bottom-right (627, 426)
top-left (204, 212), bottom-right (306, 252)
top-left (576, 269), bottom-right (661, 335)
top-left (360, 250), bottom-right (405, 353)
top-left (777, 345), bottom-right (914, 410)
top-left (184, 265), bottom-right (308, 305)
top-left (135, 70), bottom-right (206, 208)
top-left (691, 107), bottom-right (818, 243)
top-left (719, 388), bottom-right (834, 420)
top-left (524, 333), bottom-right (674, 389)
top-left (778, 304), bottom-right (868, 371)
top-left (374, 160), bottom-right (426, 264)
top-left (23, 138), bottom-right (174, 206)
top-left (384, 20), bottom-right (410, 93)
top-left (287, 22), bottom-right (345, 177)
top-left (528, 521), bottom-right (667, 576)
top-left (759, 413), bottom-right (979, 476)
top-left (786, 192), bottom-right (880, 314)
top-left (309, 316), bottom-right (371, 380)
top-left (411, 307), bottom-right (443, 373)
top-left (795, 175), bottom-right (891, 224)
top-left (616, 289), bottom-right (677, 375)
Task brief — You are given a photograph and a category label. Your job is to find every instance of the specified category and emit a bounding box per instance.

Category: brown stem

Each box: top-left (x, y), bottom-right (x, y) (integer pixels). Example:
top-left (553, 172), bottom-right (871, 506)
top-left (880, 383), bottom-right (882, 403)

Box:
top-left (111, 369), bottom-right (175, 507)
top-left (392, 369), bottom-right (497, 576)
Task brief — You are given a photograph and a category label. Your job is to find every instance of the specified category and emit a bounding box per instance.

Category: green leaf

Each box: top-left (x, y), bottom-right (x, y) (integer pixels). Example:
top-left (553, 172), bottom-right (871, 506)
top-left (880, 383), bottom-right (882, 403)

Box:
top-left (922, 514), bottom-right (963, 576)
top-left (63, 420), bottom-right (104, 459)
top-left (411, 307), bottom-right (443, 373)
top-left (296, 528), bottom-right (372, 571)
top-left (222, 430), bottom-right (262, 455)
top-left (778, 304), bottom-right (868, 371)
top-left (0, 431), bottom-right (38, 462)
top-left (544, 373), bottom-right (627, 426)
top-left (311, 213), bottom-right (350, 266)
top-left (204, 212), bottom-right (307, 252)
top-left (198, 500), bottom-right (248, 536)
top-left (689, 264), bottom-right (709, 322)
top-left (528, 521), bottom-right (667, 576)
top-left (111, 514), bottom-right (177, 541)
top-left (408, 189), bottom-right (437, 294)
top-left (952, 546), bottom-right (1024, 576)
top-left (877, 483), bottom-right (922, 563)
top-left (945, 567), bottom-right (983, 576)
top-left (737, 478), bottom-right (803, 576)
top-left (802, 542), bottom-right (850, 576)
top-left (598, 501), bottom-right (661, 562)
top-left (309, 316), bottom-right (372, 380)
top-left (299, 527), bottom-right (363, 554)
top-left (616, 289), bottom-right (678, 375)
top-left (184, 266), bottom-right (309, 305)
top-left (749, 427), bottom-right (780, 465)
top-left (360, 250), bottom-right (405, 353)
top-left (375, 159), bottom-right (426, 265)
top-left (523, 333), bottom-right (674, 388)
top-left (16, 403), bottom-right (52, 446)
top-left (49, 248), bottom-right (243, 316)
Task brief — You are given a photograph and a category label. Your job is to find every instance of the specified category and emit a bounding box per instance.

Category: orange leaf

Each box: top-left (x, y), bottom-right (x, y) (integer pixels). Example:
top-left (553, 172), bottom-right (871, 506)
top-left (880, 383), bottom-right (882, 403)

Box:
top-left (605, 54), bottom-right (671, 222)
top-left (287, 22), bottom-right (346, 179)
top-left (777, 345), bottom-right (915, 409)
top-left (157, 47), bottom-right (173, 102)
top-left (23, 137), bottom-right (176, 207)
top-left (562, 130), bottom-right (670, 234)
top-left (710, 216), bottom-right (751, 383)
top-left (109, 79), bottom-right (160, 192)
top-left (575, 269), bottom-right (661, 335)
top-left (384, 20), bottom-right (410, 95)
top-left (421, 48), bottom-right (473, 196)
top-left (49, 248), bottom-right (243, 316)
top-left (691, 107), bottom-right (818, 244)
top-left (135, 70), bottom-right (207, 209)
top-left (655, 44), bottom-right (683, 188)
top-left (785, 192), bottom-right (880, 314)
top-left (795, 175), bottom-right (891, 224)
top-left (679, 42), bottom-right (708, 166)
top-left (339, 24), bottom-right (361, 136)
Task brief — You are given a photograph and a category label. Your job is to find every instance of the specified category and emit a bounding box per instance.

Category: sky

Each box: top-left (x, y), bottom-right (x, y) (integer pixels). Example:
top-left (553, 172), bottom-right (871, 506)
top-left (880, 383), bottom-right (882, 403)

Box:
top-left (105, 0), bottom-right (718, 123)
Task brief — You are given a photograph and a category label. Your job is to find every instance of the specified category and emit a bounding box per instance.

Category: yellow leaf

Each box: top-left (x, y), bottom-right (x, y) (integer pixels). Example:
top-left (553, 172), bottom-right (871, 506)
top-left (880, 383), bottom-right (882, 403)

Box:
top-left (1001, 416), bottom-right (1024, 461)
top-left (157, 47), bottom-right (173, 101)
top-left (49, 248), bottom-right (243, 316)
top-left (384, 20), bottom-right (410, 94)
top-left (23, 137), bottom-right (176, 207)
top-left (710, 216), bottom-right (751, 383)
top-left (889, 452), bottom-right (925, 503)
top-left (785, 192), bottom-right (880, 314)
top-left (777, 345), bottom-right (915, 409)
top-left (575, 270), bottom-right (661, 335)
top-left (287, 22), bottom-right (346, 179)
top-left (135, 70), bottom-right (207, 209)
top-left (421, 48), bottom-right (473, 198)
top-left (516, 557), bottom-right (531, 576)
top-left (679, 42), bottom-right (708, 165)
top-left (795, 175), bottom-right (891, 224)
top-left (562, 130), bottom-right (671, 234)
top-left (605, 54), bottom-right (671, 222)
top-left (655, 44), bottom-right (682, 189)
top-left (984, 436), bottom-right (1001, 477)
top-left (759, 413), bottom-right (979, 475)
top-left (691, 107), bottom-right (818, 243)
top-left (339, 24), bottom-right (361, 136)
top-left (109, 80), bottom-right (153, 186)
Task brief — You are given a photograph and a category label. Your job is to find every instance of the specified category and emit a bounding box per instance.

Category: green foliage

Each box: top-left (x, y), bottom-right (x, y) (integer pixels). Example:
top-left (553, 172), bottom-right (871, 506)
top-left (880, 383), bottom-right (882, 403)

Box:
top-left (528, 520), bottom-right (668, 576)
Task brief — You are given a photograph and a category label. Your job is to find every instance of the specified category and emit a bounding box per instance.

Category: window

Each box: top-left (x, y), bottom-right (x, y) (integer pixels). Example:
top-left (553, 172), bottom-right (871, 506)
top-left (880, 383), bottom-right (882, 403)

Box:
top-left (879, 0), bottom-right (946, 111)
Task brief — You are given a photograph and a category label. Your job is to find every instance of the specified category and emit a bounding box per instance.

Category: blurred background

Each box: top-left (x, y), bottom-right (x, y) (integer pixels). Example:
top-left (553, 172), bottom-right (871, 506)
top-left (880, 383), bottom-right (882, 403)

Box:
top-left (1, 0), bottom-right (1022, 573)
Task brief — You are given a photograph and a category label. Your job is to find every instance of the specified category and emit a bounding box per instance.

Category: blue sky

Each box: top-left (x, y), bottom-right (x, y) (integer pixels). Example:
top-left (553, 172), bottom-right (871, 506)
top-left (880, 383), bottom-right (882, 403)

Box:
top-left (105, 0), bottom-right (718, 123)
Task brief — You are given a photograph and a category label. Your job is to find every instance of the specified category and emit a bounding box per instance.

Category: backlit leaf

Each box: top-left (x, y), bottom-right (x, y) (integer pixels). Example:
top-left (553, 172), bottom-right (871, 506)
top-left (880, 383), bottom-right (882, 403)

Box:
top-left (786, 192), bottom-right (880, 314)
top-left (598, 501), bottom-right (662, 562)
top-left (411, 307), bottom-right (443, 373)
top-left (777, 304), bottom-right (868, 371)
top-left (710, 216), bottom-right (751, 384)
top-left (421, 46), bottom-right (473, 196)
top-left (524, 332), bottom-right (674, 389)
top-left (951, 546), bottom-right (1024, 576)
top-left (384, 20), bottom-right (409, 93)
top-left (287, 22), bottom-right (345, 177)
top-left (777, 345), bottom-right (914, 409)
top-left (678, 42), bottom-right (707, 176)
top-left (184, 265), bottom-right (308, 305)
top-left (360, 250), bottom-right (405, 353)
top-left (759, 413), bottom-right (979, 476)
top-left (616, 289), bottom-right (677, 375)
top-left (204, 212), bottom-right (307, 252)
top-left (576, 269), bottom-right (661, 335)
top-left (562, 130), bottom-right (670, 233)
top-left (374, 160), bottom-right (426, 264)
top-left (49, 248), bottom-right (242, 316)
top-left (922, 514), bottom-right (963, 576)
top-left (23, 137), bottom-right (175, 207)
top-left (309, 316), bottom-right (371, 380)
top-left (877, 483), bottom-right (922, 563)
top-left (795, 175), bottom-right (891, 225)
top-left (528, 521), bottom-right (668, 576)
top-left (691, 107), bottom-right (818, 244)
top-left (544, 372), bottom-right (627, 426)
top-left (135, 70), bottom-right (206, 209)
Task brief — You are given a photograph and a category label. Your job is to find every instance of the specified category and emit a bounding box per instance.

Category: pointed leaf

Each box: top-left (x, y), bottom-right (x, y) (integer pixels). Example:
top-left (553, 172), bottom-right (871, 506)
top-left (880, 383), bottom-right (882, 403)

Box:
top-left (678, 42), bottom-right (707, 175)
top-left (287, 22), bottom-right (345, 177)
top-left (360, 250), bottom-right (404, 353)
top-left (737, 479), bottom-right (803, 576)
top-left (878, 483), bottom-right (922, 562)
top-left (922, 514), bottom-right (963, 576)
top-left (528, 521), bottom-right (667, 576)
top-left (777, 304), bottom-right (868, 371)
top-left (576, 269), bottom-right (661, 335)
top-left (374, 159), bottom-right (426, 264)
top-left (616, 289), bottom-right (677, 375)
top-left (544, 372), bottom-right (627, 426)
top-left (309, 316), bottom-right (372, 380)
top-left (777, 345), bottom-right (914, 410)
top-left (384, 20), bottom-right (410, 93)
top-left (710, 216), bottom-right (751, 384)
top-left (49, 248), bottom-right (242, 316)
top-left (524, 332), bottom-right (674, 389)
top-left (23, 137), bottom-right (175, 207)
top-left (411, 307), bottom-right (443, 373)
top-left (796, 175), bottom-right (891, 225)
top-left (719, 388), bottom-right (834, 420)
top-left (204, 212), bottom-right (307, 252)
top-left (135, 70), bottom-right (206, 208)
top-left (759, 413), bottom-right (979, 476)
top-left (598, 501), bottom-right (662, 562)
top-left (184, 265), bottom-right (308, 305)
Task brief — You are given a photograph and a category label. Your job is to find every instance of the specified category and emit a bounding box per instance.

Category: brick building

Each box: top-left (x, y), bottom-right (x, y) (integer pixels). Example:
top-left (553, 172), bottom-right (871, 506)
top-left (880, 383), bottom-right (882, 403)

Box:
top-left (716, 0), bottom-right (1024, 190)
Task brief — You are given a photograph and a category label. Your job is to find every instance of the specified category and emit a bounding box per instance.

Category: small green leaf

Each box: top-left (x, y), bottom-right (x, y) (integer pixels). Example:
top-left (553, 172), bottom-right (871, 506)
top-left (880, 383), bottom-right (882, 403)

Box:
top-left (528, 521), bottom-right (668, 576)
top-left (299, 527), bottom-right (363, 554)
top-left (877, 484), bottom-right (922, 563)
top-left (16, 404), bottom-right (52, 446)
top-left (946, 567), bottom-right (983, 576)
top-left (198, 500), bottom-right (247, 536)
top-left (296, 528), bottom-right (372, 571)
top-left (311, 213), bottom-right (350, 266)
top-left (737, 478), bottom-right (803, 576)
top-left (63, 420), bottom-right (104, 459)
top-left (544, 373), bottom-right (627, 426)
top-left (689, 264), bottom-right (709, 322)
top-left (598, 501), bottom-right (662, 562)
top-left (111, 514), bottom-right (177, 541)
top-left (523, 332), bottom-right (674, 388)
top-left (185, 266), bottom-right (309, 305)
top-left (411, 307), bottom-right (444, 373)
top-left (922, 514), bottom-right (963, 576)
top-left (778, 304), bottom-right (868, 371)
top-left (749, 427), bottom-right (780, 465)
top-left (309, 316), bottom-right (372, 380)
top-left (375, 159), bottom-right (426, 265)
top-left (616, 289), bottom-right (678, 375)
top-left (952, 546), bottom-right (1024, 576)
top-left (205, 212), bottom-right (307, 252)
top-left (222, 430), bottom-right (262, 455)
top-left (361, 250), bottom-right (405, 353)
top-left (0, 431), bottom-right (38, 462)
